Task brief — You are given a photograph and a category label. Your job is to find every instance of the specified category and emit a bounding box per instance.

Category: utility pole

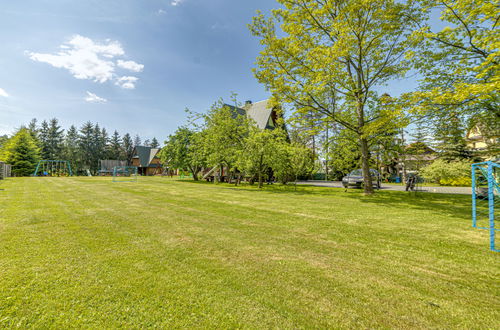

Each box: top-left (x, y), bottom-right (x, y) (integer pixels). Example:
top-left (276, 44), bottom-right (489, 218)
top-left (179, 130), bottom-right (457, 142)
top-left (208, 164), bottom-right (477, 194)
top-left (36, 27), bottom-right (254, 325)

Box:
top-left (400, 128), bottom-right (406, 184)
top-left (325, 120), bottom-right (329, 181)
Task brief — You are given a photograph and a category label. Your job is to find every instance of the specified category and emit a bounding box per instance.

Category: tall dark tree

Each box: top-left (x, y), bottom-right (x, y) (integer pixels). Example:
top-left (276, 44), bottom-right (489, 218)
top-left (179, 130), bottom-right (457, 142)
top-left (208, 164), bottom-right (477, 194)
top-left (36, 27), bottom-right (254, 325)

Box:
top-left (434, 112), bottom-right (471, 161)
top-left (109, 130), bottom-right (123, 160)
top-left (63, 125), bottom-right (81, 173)
top-left (99, 126), bottom-right (109, 160)
top-left (122, 133), bottom-right (134, 164)
top-left (79, 122), bottom-right (95, 173)
top-left (133, 134), bottom-right (142, 147)
top-left (150, 137), bottom-right (160, 148)
top-left (143, 139), bottom-right (151, 147)
top-left (27, 118), bottom-right (39, 141)
top-left (39, 120), bottom-right (50, 159)
top-left (46, 118), bottom-right (64, 160)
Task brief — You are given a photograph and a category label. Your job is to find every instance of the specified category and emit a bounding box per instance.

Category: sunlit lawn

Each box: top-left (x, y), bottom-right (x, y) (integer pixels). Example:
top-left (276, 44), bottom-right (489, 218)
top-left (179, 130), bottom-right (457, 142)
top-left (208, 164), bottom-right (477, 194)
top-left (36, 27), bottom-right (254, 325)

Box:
top-left (0, 177), bottom-right (498, 328)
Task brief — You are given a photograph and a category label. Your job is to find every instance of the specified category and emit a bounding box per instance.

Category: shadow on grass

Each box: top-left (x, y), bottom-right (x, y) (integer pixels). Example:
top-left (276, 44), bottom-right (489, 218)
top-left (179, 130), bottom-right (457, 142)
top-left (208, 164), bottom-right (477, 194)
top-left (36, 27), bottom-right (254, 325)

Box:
top-left (179, 179), bottom-right (471, 220)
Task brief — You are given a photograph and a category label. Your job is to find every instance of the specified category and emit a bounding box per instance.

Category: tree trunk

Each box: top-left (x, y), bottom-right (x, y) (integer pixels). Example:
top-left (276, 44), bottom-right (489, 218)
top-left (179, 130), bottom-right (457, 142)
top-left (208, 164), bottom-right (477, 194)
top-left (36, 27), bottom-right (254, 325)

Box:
top-left (360, 137), bottom-right (373, 195)
top-left (258, 154), bottom-right (264, 188)
top-left (189, 165), bottom-right (199, 181)
top-left (356, 96), bottom-right (373, 195)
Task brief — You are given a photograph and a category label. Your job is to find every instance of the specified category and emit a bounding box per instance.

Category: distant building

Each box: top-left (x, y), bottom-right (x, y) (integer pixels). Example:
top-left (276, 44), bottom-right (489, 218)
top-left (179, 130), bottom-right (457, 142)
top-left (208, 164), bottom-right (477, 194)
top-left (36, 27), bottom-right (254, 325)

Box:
top-left (396, 142), bottom-right (437, 176)
top-left (466, 124), bottom-right (500, 160)
top-left (131, 146), bottom-right (162, 176)
top-left (224, 99), bottom-right (281, 130)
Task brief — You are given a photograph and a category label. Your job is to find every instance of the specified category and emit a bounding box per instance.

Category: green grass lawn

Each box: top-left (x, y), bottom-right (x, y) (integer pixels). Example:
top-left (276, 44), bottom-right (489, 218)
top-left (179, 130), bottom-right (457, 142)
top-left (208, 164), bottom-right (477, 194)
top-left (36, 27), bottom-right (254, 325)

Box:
top-left (0, 177), bottom-right (498, 328)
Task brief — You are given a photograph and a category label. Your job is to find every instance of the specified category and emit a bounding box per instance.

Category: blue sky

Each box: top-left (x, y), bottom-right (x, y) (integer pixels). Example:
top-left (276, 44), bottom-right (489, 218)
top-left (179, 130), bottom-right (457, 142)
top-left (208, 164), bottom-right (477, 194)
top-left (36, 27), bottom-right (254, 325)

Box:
top-left (0, 0), bottom-right (424, 142)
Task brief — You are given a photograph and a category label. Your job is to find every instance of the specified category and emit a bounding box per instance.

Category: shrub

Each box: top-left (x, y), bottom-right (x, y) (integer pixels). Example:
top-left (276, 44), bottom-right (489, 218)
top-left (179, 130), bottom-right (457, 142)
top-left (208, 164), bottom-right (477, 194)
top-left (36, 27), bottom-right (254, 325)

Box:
top-left (420, 159), bottom-right (472, 186)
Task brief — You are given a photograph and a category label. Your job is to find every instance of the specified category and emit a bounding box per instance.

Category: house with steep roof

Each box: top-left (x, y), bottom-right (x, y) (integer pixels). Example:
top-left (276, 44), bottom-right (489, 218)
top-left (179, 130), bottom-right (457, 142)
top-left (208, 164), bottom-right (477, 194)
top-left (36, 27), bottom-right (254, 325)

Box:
top-left (131, 146), bottom-right (162, 176)
top-left (201, 99), bottom-right (282, 181)
top-left (224, 99), bottom-right (280, 130)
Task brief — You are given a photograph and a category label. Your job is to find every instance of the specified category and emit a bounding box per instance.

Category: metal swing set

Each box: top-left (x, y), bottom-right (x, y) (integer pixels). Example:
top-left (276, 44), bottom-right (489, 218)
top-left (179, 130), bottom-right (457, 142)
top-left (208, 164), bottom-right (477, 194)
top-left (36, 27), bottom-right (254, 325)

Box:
top-left (33, 160), bottom-right (73, 177)
top-left (472, 161), bottom-right (500, 252)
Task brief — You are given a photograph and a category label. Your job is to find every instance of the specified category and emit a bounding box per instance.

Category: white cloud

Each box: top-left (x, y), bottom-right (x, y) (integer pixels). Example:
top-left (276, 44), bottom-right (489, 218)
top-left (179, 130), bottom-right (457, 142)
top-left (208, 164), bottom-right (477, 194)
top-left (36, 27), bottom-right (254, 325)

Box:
top-left (171, 0), bottom-right (184, 6)
top-left (115, 76), bottom-right (138, 89)
top-left (28, 35), bottom-right (123, 83)
top-left (27, 35), bottom-right (144, 89)
top-left (0, 88), bottom-right (8, 98)
top-left (85, 91), bottom-right (107, 103)
top-left (158, 9), bottom-right (167, 15)
top-left (117, 60), bottom-right (144, 73)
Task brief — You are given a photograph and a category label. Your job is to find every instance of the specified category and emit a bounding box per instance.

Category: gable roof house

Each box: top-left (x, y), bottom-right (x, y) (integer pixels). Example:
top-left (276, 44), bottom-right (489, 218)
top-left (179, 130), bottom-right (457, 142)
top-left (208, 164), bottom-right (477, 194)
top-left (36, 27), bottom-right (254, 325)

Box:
top-left (224, 99), bottom-right (281, 130)
top-left (201, 99), bottom-right (282, 181)
top-left (131, 146), bottom-right (162, 176)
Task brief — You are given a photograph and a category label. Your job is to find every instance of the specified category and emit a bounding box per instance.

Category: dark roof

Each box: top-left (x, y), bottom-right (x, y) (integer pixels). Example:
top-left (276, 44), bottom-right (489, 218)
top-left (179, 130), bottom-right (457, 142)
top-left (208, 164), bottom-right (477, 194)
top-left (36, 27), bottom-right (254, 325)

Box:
top-left (224, 99), bottom-right (276, 130)
top-left (133, 146), bottom-right (161, 167)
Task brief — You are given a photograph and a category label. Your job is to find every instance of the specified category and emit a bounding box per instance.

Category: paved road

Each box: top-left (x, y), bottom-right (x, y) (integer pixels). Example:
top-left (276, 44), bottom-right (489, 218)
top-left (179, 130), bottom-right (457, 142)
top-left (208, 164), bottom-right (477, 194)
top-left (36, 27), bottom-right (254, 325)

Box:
top-left (297, 181), bottom-right (471, 195)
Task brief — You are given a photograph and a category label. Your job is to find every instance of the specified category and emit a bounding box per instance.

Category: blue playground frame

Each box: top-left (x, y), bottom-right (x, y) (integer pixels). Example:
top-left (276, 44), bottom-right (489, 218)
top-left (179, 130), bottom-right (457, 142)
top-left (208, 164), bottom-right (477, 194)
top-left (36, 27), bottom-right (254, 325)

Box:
top-left (33, 160), bottom-right (73, 176)
top-left (472, 161), bottom-right (499, 252)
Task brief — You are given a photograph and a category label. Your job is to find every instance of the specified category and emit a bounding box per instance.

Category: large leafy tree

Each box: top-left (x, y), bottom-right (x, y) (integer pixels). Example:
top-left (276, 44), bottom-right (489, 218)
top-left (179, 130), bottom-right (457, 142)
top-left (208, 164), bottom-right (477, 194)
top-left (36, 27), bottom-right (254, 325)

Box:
top-left (410, 0), bottom-right (499, 112)
top-left (160, 127), bottom-right (206, 181)
top-left (326, 128), bottom-right (361, 178)
top-left (250, 0), bottom-right (421, 194)
top-left (272, 139), bottom-right (314, 187)
top-left (236, 126), bottom-right (283, 188)
top-left (0, 128), bottom-right (41, 176)
top-left (202, 100), bottom-right (250, 181)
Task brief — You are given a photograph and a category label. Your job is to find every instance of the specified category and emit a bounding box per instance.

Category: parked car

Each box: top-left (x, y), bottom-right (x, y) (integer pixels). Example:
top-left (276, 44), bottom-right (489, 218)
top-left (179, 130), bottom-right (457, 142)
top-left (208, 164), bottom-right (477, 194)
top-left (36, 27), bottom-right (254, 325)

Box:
top-left (342, 169), bottom-right (381, 189)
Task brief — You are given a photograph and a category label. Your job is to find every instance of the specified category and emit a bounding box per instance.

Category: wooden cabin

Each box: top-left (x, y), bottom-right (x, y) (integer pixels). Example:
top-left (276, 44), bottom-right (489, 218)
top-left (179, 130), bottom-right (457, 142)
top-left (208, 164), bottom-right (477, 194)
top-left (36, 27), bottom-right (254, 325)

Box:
top-left (131, 146), bottom-right (163, 176)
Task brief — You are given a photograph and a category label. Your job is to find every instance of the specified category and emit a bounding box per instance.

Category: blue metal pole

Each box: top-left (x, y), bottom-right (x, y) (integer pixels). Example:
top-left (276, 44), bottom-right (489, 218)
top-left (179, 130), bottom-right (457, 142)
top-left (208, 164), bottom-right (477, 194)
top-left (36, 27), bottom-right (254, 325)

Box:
top-left (487, 163), bottom-right (497, 252)
top-left (33, 161), bottom-right (41, 176)
top-left (472, 164), bottom-right (477, 228)
top-left (67, 161), bottom-right (73, 176)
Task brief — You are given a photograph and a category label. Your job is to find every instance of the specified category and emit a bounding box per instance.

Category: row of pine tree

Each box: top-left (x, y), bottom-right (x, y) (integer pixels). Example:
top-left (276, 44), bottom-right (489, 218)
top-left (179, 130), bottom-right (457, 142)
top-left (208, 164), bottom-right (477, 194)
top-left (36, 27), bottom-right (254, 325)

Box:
top-left (0, 118), bottom-right (160, 176)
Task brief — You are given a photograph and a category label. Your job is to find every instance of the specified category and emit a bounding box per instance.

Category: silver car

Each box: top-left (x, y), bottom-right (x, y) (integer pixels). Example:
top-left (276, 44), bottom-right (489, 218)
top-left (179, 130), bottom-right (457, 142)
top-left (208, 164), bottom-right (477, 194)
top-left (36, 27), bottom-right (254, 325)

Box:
top-left (342, 169), bottom-right (381, 189)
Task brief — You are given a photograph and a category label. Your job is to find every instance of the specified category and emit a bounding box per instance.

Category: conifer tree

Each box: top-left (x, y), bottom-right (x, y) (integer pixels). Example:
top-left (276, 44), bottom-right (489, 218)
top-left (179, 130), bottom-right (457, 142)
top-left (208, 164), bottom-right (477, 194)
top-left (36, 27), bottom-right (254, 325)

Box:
top-left (433, 112), bottom-right (471, 161)
top-left (150, 137), bottom-right (160, 148)
top-left (122, 133), bottom-right (134, 164)
top-left (1, 128), bottom-right (40, 176)
top-left (46, 118), bottom-right (64, 160)
top-left (63, 125), bottom-right (81, 173)
top-left (39, 120), bottom-right (50, 159)
top-left (79, 122), bottom-right (95, 173)
top-left (133, 134), bottom-right (142, 147)
top-left (109, 130), bottom-right (123, 160)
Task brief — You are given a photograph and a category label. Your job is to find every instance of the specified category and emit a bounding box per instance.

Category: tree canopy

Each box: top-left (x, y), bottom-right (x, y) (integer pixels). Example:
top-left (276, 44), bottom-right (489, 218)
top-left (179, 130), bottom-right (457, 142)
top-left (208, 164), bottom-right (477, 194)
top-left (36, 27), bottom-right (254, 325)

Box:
top-left (249, 0), bottom-right (421, 193)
